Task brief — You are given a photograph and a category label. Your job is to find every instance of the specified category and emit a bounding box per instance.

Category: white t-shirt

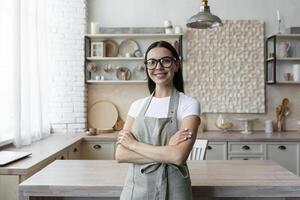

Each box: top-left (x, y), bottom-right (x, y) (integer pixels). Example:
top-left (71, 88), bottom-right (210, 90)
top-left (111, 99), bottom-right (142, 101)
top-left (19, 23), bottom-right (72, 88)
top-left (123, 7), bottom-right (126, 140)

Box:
top-left (128, 92), bottom-right (201, 127)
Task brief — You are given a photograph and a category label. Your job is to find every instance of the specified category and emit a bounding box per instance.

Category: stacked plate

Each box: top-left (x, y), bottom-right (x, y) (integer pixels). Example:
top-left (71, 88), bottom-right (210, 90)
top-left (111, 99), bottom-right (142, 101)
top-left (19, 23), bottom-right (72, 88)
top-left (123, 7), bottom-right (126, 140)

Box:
top-left (88, 101), bottom-right (118, 133)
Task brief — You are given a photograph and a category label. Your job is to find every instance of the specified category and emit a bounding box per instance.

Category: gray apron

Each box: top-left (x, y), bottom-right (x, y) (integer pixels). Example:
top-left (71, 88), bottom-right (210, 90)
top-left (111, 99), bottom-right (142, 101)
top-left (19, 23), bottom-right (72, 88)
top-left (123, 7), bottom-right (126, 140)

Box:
top-left (120, 88), bottom-right (192, 200)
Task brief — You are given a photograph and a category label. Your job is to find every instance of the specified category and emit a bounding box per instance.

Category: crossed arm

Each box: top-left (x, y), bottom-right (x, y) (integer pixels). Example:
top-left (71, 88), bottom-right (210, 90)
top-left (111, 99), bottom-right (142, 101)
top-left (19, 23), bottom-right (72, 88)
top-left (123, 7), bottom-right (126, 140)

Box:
top-left (115, 115), bottom-right (200, 165)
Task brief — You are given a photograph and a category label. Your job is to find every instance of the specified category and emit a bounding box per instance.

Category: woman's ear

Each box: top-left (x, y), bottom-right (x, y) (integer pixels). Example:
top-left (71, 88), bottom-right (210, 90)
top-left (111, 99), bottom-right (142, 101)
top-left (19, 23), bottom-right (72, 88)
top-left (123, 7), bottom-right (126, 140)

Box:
top-left (174, 61), bottom-right (180, 72)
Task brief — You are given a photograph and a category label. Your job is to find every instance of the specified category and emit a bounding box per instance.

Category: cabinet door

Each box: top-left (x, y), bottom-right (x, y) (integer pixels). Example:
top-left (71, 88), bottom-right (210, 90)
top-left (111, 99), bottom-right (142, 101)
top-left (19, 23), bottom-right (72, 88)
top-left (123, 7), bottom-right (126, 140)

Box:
top-left (68, 142), bottom-right (81, 159)
top-left (56, 151), bottom-right (69, 160)
top-left (81, 141), bottom-right (115, 160)
top-left (266, 143), bottom-right (299, 175)
top-left (205, 142), bottom-right (227, 160)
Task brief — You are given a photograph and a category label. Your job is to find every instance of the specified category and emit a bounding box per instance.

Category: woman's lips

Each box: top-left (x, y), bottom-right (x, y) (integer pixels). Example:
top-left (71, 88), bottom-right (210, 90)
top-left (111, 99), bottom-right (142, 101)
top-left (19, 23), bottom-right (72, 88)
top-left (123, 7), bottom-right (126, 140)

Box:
top-left (153, 73), bottom-right (167, 79)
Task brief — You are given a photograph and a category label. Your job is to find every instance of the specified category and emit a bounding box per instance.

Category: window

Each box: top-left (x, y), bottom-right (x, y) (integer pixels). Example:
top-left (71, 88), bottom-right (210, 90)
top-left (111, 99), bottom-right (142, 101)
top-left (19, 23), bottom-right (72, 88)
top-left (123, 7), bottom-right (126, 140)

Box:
top-left (0, 0), bottom-right (16, 144)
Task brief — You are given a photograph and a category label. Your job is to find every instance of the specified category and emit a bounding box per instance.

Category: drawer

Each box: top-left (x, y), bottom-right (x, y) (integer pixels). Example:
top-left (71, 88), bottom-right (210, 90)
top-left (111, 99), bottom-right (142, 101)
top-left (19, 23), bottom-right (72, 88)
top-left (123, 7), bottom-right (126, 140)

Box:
top-left (228, 155), bottom-right (264, 160)
top-left (205, 142), bottom-right (227, 160)
top-left (228, 142), bottom-right (264, 154)
top-left (81, 141), bottom-right (115, 160)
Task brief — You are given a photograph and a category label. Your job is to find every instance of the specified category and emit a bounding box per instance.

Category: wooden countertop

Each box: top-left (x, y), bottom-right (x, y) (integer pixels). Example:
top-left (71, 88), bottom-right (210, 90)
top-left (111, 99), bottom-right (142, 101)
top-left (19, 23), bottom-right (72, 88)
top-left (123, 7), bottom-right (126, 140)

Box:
top-left (84, 131), bottom-right (300, 142)
top-left (0, 133), bottom-right (85, 175)
top-left (198, 131), bottom-right (300, 142)
top-left (19, 160), bottom-right (300, 198)
top-left (2, 130), bottom-right (300, 176)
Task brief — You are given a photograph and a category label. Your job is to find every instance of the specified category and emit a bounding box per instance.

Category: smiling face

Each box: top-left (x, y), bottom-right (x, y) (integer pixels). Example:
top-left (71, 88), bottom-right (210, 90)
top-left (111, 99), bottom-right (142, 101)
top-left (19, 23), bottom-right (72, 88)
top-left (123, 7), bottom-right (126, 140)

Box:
top-left (146, 47), bottom-right (179, 87)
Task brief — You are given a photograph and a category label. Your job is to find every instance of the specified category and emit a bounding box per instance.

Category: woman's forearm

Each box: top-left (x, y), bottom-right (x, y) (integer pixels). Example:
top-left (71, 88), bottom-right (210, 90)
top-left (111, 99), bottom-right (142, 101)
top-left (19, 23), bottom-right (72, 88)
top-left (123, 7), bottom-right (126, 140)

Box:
top-left (131, 142), bottom-right (184, 165)
top-left (115, 144), bottom-right (155, 164)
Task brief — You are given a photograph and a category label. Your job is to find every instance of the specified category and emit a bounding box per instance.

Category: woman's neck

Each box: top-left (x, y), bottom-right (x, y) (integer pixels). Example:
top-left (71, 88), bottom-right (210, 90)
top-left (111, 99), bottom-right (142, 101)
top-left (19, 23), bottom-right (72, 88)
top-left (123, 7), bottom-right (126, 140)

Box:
top-left (154, 84), bottom-right (173, 98)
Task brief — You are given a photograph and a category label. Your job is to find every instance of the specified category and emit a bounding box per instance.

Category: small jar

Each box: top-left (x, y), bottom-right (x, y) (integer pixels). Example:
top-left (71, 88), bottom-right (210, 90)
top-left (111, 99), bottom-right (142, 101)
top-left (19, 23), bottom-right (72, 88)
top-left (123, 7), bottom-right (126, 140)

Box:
top-left (265, 120), bottom-right (273, 134)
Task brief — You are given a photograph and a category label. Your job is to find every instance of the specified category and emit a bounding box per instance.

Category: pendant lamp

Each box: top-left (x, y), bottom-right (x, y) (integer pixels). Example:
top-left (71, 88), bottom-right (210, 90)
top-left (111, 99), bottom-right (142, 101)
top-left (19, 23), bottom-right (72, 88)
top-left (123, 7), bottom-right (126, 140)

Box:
top-left (186, 0), bottom-right (223, 29)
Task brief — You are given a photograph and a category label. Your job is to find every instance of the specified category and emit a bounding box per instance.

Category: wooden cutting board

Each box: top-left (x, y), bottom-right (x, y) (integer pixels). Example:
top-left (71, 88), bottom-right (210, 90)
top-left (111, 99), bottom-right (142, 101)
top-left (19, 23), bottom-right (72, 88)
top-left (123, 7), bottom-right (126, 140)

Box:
top-left (88, 101), bottom-right (118, 130)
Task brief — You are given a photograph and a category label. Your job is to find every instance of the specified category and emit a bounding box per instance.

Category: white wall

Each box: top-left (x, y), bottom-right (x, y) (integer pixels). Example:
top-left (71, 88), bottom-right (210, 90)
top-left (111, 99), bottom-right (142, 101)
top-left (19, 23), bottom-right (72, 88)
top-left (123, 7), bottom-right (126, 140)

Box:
top-left (87, 0), bottom-right (300, 131)
top-left (87, 0), bottom-right (300, 36)
top-left (48, 0), bottom-right (87, 133)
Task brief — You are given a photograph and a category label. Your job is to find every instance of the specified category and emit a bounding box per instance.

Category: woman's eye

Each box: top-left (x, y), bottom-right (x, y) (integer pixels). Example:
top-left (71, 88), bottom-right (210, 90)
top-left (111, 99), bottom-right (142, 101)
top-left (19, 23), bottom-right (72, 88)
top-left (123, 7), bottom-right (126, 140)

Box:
top-left (162, 58), bottom-right (172, 64)
top-left (147, 60), bottom-right (157, 66)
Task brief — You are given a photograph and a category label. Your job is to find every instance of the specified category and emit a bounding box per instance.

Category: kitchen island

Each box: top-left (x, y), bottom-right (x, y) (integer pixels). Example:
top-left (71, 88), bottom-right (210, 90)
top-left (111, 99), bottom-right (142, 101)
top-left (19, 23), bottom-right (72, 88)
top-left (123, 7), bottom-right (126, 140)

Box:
top-left (19, 160), bottom-right (300, 200)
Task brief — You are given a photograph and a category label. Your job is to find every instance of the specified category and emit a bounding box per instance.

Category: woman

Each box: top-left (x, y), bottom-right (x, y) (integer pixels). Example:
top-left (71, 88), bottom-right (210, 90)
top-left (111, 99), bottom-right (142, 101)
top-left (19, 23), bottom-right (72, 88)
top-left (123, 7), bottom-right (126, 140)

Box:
top-left (116, 41), bottom-right (201, 200)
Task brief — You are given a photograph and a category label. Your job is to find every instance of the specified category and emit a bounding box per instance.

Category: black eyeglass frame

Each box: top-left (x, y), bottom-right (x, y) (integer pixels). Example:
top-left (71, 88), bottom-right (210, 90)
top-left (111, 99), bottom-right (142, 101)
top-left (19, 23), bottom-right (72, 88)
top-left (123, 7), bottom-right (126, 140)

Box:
top-left (144, 56), bottom-right (177, 70)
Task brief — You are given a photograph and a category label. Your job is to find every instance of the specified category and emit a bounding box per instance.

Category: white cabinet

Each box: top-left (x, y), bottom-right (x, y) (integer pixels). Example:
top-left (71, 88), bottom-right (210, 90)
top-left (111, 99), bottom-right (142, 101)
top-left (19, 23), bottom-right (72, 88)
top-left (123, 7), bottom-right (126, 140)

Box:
top-left (205, 142), bottom-right (227, 160)
top-left (204, 141), bottom-right (300, 175)
top-left (266, 143), bottom-right (299, 175)
top-left (227, 142), bottom-right (265, 162)
top-left (81, 141), bottom-right (115, 160)
top-left (68, 142), bottom-right (81, 160)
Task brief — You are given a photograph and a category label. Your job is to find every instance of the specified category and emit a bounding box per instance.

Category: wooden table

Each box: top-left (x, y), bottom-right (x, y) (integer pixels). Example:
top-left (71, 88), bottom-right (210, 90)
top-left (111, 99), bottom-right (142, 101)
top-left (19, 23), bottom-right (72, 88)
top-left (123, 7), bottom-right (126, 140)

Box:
top-left (19, 160), bottom-right (300, 199)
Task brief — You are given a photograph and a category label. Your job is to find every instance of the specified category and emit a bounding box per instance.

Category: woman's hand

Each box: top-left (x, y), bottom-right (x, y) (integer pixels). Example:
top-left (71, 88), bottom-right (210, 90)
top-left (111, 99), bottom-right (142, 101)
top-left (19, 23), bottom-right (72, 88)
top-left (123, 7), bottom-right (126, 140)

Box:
top-left (168, 128), bottom-right (192, 146)
top-left (117, 129), bottom-right (138, 150)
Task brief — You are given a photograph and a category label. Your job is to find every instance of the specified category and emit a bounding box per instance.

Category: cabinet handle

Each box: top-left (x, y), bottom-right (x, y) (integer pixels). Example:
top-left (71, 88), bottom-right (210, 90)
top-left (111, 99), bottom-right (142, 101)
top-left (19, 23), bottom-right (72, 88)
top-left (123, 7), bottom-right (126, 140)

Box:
top-left (242, 145), bottom-right (250, 150)
top-left (93, 144), bottom-right (102, 149)
top-left (207, 146), bottom-right (212, 150)
top-left (243, 158), bottom-right (249, 160)
top-left (73, 148), bottom-right (78, 152)
top-left (278, 145), bottom-right (287, 150)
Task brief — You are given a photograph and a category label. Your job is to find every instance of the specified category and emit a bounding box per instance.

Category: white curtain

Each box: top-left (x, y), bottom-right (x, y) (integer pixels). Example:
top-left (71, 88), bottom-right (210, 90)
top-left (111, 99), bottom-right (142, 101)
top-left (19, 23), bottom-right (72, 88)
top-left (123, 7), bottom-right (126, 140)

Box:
top-left (0, 0), bottom-right (50, 147)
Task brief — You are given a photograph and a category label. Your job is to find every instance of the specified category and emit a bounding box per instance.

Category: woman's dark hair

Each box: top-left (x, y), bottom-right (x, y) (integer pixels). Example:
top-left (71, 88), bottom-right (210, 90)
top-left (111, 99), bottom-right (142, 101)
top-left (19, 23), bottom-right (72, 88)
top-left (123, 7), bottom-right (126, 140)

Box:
top-left (144, 40), bottom-right (184, 94)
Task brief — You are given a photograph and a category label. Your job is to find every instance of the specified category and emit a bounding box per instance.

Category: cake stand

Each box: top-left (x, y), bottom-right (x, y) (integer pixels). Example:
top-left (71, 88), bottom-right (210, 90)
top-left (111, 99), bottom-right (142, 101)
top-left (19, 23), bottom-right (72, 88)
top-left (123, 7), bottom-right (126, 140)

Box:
top-left (235, 118), bottom-right (257, 134)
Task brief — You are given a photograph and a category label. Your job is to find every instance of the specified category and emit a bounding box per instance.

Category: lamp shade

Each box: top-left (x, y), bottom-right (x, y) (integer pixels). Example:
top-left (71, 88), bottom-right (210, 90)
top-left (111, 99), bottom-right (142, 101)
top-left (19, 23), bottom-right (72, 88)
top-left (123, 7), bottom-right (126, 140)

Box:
top-left (187, 4), bottom-right (223, 29)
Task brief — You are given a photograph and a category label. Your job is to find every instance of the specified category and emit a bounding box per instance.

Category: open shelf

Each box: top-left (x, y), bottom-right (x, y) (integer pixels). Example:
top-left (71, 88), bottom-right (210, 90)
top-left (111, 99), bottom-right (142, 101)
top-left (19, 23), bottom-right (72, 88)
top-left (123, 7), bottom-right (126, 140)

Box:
top-left (266, 57), bottom-right (300, 62)
top-left (276, 81), bottom-right (300, 85)
top-left (85, 33), bottom-right (183, 39)
top-left (267, 34), bottom-right (300, 39)
top-left (84, 30), bottom-right (183, 84)
top-left (266, 34), bottom-right (300, 85)
top-left (86, 57), bottom-right (144, 61)
top-left (86, 80), bottom-right (147, 84)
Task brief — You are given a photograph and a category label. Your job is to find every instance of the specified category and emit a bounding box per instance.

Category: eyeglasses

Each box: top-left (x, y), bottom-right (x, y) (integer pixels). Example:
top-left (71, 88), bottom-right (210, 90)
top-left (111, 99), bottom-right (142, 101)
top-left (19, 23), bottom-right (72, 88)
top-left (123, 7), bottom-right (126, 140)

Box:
top-left (144, 56), bottom-right (177, 70)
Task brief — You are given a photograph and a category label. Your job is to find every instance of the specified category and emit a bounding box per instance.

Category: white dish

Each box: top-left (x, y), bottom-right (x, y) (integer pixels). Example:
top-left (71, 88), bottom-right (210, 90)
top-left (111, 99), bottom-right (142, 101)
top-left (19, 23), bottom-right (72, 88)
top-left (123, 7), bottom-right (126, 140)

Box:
top-left (118, 39), bottom-right (140, 57)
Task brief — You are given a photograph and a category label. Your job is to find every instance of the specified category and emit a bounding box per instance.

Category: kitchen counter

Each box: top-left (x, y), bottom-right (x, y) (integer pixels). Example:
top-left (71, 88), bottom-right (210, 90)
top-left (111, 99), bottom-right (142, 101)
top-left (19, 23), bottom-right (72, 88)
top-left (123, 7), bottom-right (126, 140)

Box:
top-left (0, 132), bottom-right (117, 176)
top-left (0, 133), bottom-right (85, 176)
top-left (19, 160), bottom-right (300, 199)
top-left (198, 131), bottom-right (300, 142)
top-left (2, 131), bottom-right (300, 176)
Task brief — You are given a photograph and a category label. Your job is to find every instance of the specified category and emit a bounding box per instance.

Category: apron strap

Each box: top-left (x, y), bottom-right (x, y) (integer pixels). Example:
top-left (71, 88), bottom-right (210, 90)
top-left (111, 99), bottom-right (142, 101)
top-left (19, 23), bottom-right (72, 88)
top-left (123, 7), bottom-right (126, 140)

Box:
top-left (167, 87), bottom-right (179, 119)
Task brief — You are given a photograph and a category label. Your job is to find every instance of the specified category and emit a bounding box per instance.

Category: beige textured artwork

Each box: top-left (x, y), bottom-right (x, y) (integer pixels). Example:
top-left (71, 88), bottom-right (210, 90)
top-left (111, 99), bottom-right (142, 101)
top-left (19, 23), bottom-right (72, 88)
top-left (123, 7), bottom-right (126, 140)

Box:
top-left (186, 20), bottom-right (265, 113)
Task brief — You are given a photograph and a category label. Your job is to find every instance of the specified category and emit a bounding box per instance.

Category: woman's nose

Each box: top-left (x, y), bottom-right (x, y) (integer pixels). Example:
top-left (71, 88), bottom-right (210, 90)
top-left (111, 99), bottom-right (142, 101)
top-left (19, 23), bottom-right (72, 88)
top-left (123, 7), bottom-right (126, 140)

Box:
top-left (155, 62), bottom-right (164, 70)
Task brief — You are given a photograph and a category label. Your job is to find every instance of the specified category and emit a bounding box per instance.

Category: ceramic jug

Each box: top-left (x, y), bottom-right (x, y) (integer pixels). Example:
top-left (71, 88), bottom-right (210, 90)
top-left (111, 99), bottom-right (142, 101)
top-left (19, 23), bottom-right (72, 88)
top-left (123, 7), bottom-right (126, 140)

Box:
top-left (278, 42), bottom-right (291, 57)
